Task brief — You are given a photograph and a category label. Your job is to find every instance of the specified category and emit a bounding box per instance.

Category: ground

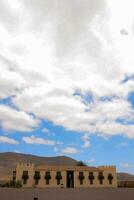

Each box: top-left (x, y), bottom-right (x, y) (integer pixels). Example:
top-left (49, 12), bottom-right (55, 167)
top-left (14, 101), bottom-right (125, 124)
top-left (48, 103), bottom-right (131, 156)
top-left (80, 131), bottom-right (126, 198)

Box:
top-left (0, 188), bottom-right (134, 200)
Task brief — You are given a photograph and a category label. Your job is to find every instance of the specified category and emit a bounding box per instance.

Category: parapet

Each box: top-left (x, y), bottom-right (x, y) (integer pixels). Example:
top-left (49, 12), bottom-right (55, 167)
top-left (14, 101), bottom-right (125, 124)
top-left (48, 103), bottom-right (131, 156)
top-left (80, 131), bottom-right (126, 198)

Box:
top-left (98, 165), bottom-right (116, 171)
top-left (16, 163), bottom-right (35, 170)
top-left (99, 165), bottom-right (116, 168)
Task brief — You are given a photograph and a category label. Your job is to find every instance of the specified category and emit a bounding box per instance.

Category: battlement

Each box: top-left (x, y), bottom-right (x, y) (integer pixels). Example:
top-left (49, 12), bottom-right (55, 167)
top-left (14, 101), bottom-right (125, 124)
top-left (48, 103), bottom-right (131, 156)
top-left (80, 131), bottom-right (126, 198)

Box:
top-left (98, 165), bottom-right (116, 169)
top-left (17, 163), bottom-right (34, 166)
top-left (98, 166), bottom-right (116, 171)
top-left (17, 163), bottom-right (35, 170)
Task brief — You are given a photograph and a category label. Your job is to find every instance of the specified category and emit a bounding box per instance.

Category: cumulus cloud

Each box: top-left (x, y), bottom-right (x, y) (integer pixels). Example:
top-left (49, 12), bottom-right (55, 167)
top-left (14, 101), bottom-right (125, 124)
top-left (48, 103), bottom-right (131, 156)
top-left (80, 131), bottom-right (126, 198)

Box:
top-left (22, 135), bottom-right (56, 146)
top-left (0, 0), bottom-right (134, 140)
top-left (0, 136), bottom-right (19, 144)
top-left (23, 0), bottom-right (106, 56)
top-left (81, 134), bottom-right (91, 149)
top-left (0, 55), bottom-right (26, 99)
top-left (62, 147), bottom-right (79, 155)
top-left (0, 105), bottom-right (39, 132)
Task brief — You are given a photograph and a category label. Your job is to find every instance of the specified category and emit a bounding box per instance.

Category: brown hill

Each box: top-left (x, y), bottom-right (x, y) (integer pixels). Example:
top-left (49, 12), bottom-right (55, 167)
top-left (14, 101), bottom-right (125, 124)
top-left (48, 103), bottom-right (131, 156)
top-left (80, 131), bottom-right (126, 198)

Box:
top-left (0, 152), bottom-right (134, 182)
top-left (0, 152), bottom-right (77, 180)
top-left (117, 173), bottom-right (134, 181)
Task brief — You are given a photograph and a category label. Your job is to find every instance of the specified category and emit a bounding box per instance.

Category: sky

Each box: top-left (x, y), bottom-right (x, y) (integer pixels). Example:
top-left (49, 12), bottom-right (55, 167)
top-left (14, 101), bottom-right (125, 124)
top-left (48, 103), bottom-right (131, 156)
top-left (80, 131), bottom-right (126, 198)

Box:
top-left (0, 0), bottom-right (134, 174)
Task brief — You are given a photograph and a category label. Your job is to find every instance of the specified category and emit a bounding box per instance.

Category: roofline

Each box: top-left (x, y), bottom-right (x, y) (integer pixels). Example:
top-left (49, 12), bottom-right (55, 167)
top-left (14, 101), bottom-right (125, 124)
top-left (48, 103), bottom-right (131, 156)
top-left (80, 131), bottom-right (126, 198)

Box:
top-left (35, 165), bottom-right (103, 172)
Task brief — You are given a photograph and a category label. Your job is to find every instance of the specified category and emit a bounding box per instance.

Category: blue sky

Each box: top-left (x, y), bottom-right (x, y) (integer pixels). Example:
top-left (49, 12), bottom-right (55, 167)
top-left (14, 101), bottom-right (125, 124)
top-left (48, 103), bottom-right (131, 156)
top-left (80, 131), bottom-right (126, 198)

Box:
top-left (1, 119), bottom-right (134, 174)
top-left (0, 96), bottom-right (134, 174)
top-left (0, 0), bottom-right (134, 174)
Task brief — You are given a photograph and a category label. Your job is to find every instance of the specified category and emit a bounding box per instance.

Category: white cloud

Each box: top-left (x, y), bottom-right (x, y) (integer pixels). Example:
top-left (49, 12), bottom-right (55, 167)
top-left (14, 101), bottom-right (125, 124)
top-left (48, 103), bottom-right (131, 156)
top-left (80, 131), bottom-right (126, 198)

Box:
top-left (0, 105), bottom-right (39, 132)
top-left (62, 147), bottom-right (79, 155)
top-left (81, 134), bottom-right (91, 149)
top-left (42, 128), bottom-right (56, 137)
top-left (22, 135), bottom-right (56, 146)
top-left (0, 55), bottom-right (26, 99)
top-left (0, 136), bottom-right (19, 144)
top-left (0, 0), bottom-right (133, 140)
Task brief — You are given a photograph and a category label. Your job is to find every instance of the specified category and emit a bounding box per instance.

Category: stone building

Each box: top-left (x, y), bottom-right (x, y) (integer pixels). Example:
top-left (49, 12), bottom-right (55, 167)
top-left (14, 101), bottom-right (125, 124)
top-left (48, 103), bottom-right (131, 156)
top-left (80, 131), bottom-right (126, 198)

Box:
top-left (13, 163), bottom-right (117, 188)
top-left (118, 181), bottom-right (134, 188)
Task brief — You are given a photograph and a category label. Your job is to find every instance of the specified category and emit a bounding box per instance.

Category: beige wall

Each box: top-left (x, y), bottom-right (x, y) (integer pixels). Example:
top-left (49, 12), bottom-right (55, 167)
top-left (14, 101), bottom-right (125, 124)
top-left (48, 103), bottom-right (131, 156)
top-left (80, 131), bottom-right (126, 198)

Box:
top-left (98, 166), bottom-right (117, 188)
top-left (37, 171), bottom-right (66, 188)
top-left (16, 164), bottom-right (117, 188)
top-left (16, 163), bottom-right (35, 188)
top-left (74, 169), bottom-right (117, 188)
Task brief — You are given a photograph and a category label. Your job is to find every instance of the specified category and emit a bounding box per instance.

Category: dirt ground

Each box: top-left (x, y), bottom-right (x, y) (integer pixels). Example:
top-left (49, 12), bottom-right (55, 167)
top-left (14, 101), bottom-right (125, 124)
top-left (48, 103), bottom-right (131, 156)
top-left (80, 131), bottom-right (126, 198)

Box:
top-left (0, 188), bottom-right (134, 200)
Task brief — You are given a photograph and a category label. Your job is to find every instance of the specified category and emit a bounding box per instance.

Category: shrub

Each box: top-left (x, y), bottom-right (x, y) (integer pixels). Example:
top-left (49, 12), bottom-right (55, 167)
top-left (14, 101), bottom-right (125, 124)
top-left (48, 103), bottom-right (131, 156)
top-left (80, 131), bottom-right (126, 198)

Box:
top-left (9, 180), bottom-right (16, 188)
top-left (15, 181), bottom-right (22, 188)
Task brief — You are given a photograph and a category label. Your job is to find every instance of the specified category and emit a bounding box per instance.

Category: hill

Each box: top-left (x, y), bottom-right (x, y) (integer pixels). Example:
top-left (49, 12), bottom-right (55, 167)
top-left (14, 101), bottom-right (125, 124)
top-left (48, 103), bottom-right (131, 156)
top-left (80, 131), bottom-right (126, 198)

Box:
top-left (0, 152), bottom-right (77, 180)
top-left (117, 172), bottom-right (134, 181)
top-left (0, 152), bottom-right (134, 182)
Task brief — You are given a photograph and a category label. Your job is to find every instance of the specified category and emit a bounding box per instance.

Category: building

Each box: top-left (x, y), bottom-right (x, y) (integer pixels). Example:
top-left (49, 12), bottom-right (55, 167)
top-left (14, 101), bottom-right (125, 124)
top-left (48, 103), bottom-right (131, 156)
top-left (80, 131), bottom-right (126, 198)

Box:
top-left (118, 181), bottom-right (134, 188)
top-left (13, 163), bottom-right (117, 188)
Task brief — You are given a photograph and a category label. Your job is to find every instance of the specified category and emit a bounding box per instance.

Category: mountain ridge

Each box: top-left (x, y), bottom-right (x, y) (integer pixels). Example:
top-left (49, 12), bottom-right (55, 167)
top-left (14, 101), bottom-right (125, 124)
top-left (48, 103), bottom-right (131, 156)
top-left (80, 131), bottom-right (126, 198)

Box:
top-left (0, 152), bottom-right (134, 182)
top-left (0, 152), bottom-right (78, 180)
top-left (117, 172), bottom-right (134, 181)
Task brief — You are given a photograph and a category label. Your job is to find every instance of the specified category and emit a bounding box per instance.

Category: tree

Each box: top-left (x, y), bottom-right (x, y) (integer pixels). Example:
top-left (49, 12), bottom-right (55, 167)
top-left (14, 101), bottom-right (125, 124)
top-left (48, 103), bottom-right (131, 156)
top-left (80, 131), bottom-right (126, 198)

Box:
top-left (76, 161), bottom-right (87, 166)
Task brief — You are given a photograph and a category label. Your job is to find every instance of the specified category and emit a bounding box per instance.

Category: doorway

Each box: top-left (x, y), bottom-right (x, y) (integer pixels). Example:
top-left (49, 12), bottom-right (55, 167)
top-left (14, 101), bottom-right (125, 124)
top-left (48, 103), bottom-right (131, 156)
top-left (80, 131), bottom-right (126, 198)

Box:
top-left (66, 171), bottom-right (74, 188)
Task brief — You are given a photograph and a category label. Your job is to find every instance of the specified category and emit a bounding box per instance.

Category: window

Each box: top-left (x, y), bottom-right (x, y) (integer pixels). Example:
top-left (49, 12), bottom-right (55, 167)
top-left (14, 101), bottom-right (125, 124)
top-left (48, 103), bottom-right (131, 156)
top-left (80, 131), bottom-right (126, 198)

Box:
top-left (13, 171), bottom-right (16, 180)
top-left (35, 179), bottom-right (39, 185)
top-left (34, 171), bottom-right (40, 185)
top-left (88, 172), bottom-right (94, 185)
top-left (22, 171), bottom-right (29, 185)
top-left (78, 172), bottom-right (85, 185)
top-left (23, 179), bottom-right (27, 185)
top-left (56, 171), bottom-right (62, 185)
top-left (98, 172), bottom-right (104, 185)
top-left (108, 173), bottom-right (113, 185)
top-left (44, 171), bottom-right (51, 185)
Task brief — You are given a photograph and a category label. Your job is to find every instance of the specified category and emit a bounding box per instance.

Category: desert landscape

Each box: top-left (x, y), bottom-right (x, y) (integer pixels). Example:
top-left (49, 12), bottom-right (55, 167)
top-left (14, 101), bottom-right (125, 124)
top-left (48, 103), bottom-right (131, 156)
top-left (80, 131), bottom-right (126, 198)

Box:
top-left (0, 0), bottom-right (134, 199)
top-left (0, 188), bottom-right (134, 200)
top-left (0, 152), bottom-right (133, 185)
